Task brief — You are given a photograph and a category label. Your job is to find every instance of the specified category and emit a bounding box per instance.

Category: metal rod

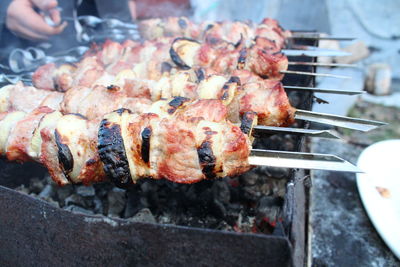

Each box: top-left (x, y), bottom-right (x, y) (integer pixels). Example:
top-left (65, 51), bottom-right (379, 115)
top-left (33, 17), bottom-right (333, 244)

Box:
top-left (249, 149), bottom-right (362, 173)
top-left (282, 48), bottom-right (350, 57)
top-left (252, 125), bottom-right (340, 139)
top-left (280, 70), bottom-right (351, 79)
top-left (288, 62), bottom-right (357, 68)
top-left (295, 109), bottom-right (387, 132)
top-left (288, 35), bottom-right (356, 41)
top-left (284, 86), bottom-right (363, 95)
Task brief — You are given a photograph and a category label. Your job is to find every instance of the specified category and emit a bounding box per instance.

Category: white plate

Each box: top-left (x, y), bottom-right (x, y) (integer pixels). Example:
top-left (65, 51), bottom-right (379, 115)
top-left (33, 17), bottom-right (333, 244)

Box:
top-left (357, 139), bottom-right (400, 259)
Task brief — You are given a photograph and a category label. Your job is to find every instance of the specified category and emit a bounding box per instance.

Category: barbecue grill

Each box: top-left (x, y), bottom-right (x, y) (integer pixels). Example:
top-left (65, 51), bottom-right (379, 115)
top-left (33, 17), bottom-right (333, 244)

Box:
top-left (0, 37), bottom-right (316, 267)
top-left (0, 15), bottom-right (385, 266)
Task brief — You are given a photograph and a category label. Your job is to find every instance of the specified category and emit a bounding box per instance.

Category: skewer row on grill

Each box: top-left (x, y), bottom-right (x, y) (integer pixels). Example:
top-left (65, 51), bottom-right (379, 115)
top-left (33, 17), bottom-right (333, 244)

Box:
top-left (32, 31), bottom-right (289, 92)
top-left (1, 73), bottom-right (296, 127)
top-left (0, 98), bottom-right (254, 187)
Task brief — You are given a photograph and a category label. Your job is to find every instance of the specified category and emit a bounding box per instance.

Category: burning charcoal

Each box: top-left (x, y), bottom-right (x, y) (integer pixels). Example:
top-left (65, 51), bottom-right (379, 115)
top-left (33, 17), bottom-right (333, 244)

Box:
top-left (56, 184), bottom-right (73, 206)
top-left (93, 196), bottom-right (104, 215)
top-left (29, 177), bottom-right (45, 194)
top-left (123, 190), bottom-right (144, 218)
top-left (64, 205), bottom-right (94, 215)
top-left (255, 196), bottom-right (283, 230)
top-left (241, 185), bottom-right (261, 202)
top-left (259, 183), bottom-right (272, 195)
top-left (94, 183), bottom-right (114, 198)
top-left (225, 203), bottom-right (241, 226)
top-left (107, 187), bottom-right (126, 217)
top-left (240, 170), bottom-right (259, 186)
top-left (128, 208), bottom-right (156, 224)
top-left (140, 180), bottom-right (158, 194)
top-left (139, 196), bottom-right (150, 209)
top-left (65, 193), bottom-right (88, 208)
top-left (38, 184), bottom-right (56, 200)
top-left (264, 166), bottom-right (290, 180)
top-left (75, 185), bottom-right (96, 197)
top-left (211, 199), bottom-right (227, 218)
top-left (271, 180), bottom-right (288, 197)
top-left (211, 180), bottom-right (230, 204)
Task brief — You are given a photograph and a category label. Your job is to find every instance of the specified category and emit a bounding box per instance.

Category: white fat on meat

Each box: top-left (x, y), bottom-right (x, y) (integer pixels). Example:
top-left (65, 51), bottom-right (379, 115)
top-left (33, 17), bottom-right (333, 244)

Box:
top-left (0, 111), bottom-right (26, 155)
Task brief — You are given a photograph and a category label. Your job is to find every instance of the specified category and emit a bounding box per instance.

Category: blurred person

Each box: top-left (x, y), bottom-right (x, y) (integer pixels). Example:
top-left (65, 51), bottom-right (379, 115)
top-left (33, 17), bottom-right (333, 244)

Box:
top-left (0, 0), bottom-right (191, 42)
top-left (3, 0), bottom-right (67, 41)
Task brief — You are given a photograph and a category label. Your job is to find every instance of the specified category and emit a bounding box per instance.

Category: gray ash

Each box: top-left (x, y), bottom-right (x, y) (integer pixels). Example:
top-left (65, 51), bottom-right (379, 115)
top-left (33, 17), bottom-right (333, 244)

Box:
top-left (14, 163), bottom-right (288, 234)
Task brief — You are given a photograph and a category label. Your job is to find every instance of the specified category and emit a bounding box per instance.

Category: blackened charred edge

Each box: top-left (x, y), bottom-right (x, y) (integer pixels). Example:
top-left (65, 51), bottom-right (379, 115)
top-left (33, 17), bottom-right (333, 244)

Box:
top-left (107, 85), bottom-right (120, 91)
top-left (234, 34), bottom-right (244, 49)
top-left (141, 127), bottom-right (152, 164)
top-left (228, 76), bottom-right (241, 86)
top-left (240, 111), bottom-right (257, 135)
top-left (237, 48), bottom-right (247, 69)
top-left (98, 119), bottom-right (133, 188)
top-left (55, 130), bottom-right (73, 179)
top-left (205, 24), bottom-right (214, 31)
top-left (170, 38), bottom-right (200, 70)
top-left (220, 76), bottom-right (240, 100)
top-left (220, 84), bottom-right (230, 100)
top-left (114, 108), bottom-right (132, 115)
top-left (174, 37), bottom-right (201, 44)
top-left (195, 68), bottom-right (205, 82)
top-left (178, 18), bottom-right (187, 29)
top-left (205, 36), bottom-right (220, 45)
top-left (170, 46), bottom-right (190, 70)
top-left (197, 141), bottom-right (216, 179)
top-left (167, 96), bottom-right (190, 114)
top-left (66, 113), bottom-right (88, 120)
top-left (161, 62), bottom-right (173, 73)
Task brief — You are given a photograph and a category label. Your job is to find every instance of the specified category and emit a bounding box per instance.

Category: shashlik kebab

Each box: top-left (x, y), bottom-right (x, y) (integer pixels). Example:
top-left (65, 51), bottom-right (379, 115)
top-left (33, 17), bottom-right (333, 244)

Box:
top-left (0, 98), bottom-right (254, 186)
top-left (31, 33), bottom-right (351, 95)
top-left (1, 74), bottom-right (295, 128)
top-left (31, 36), bottom-right (289, 93)
top-left (0, 93), bottom-right (367, 188)
top-left (139, 17), bottom-right (291, 51)
top-left (1, 76), bottom-right (384, 133)
top-left (31, 27), bottom-right (348, 92)
top-left (138, 17), bottom-right (355, 56)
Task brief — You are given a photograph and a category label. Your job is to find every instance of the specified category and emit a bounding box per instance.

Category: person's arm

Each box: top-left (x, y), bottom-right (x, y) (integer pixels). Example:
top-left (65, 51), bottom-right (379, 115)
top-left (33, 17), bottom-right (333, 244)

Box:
top-left (4, 0), bottom-right (67, 41)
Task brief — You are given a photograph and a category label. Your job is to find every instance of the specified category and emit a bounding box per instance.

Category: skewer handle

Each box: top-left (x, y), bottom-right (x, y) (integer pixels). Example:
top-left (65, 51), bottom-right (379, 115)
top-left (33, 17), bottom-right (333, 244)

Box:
top-left (280, 70), bottom-right (351, 79)
top-left (252, 125), bottom-right (340, 139)
top-left (249, 149), bottom-right (362, 173)
top-left (288, 35), bottom-right (355, 41)
top-left (282, 48), bottom-right (350, 57)
top-left (284, 86), bottom-right (363, 95)
top-left (295, 110), bottom-right (387, 132)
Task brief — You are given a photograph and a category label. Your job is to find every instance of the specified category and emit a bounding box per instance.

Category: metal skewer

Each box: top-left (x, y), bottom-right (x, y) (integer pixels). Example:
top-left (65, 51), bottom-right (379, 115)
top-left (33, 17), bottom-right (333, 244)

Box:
top-left (280, 70), bottom-right (351, 79)
top-left (249, 149), bottom-right (362, 173)
top-left (282, 48), bottom-right (350, 57)
top-left (283, 86), bottom-right (363, 95)
top-left (295, 110), bottom-right (387, 132)
top-left (288, 62), bottom-right (357, 68)
top-left (252, 125), bottom-right (339, 139)
top-left (288, 35), bottom-right (355, 41)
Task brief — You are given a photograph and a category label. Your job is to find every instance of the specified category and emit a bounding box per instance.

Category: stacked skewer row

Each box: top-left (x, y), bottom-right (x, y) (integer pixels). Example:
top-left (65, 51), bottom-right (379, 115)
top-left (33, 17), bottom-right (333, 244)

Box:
top-left (0, 17), bottom-right (386, 187)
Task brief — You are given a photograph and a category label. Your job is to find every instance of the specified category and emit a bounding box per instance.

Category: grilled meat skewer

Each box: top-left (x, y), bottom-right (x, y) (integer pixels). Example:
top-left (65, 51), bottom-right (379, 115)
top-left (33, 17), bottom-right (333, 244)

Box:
top-left (139, 17), bottom-right (291, 51)
top-left (32, 34), bottom-right (289, 91)
top-left (1, 77), bottom-right (296, 128)
top-left (0, 98), bottom-right (252, 186)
